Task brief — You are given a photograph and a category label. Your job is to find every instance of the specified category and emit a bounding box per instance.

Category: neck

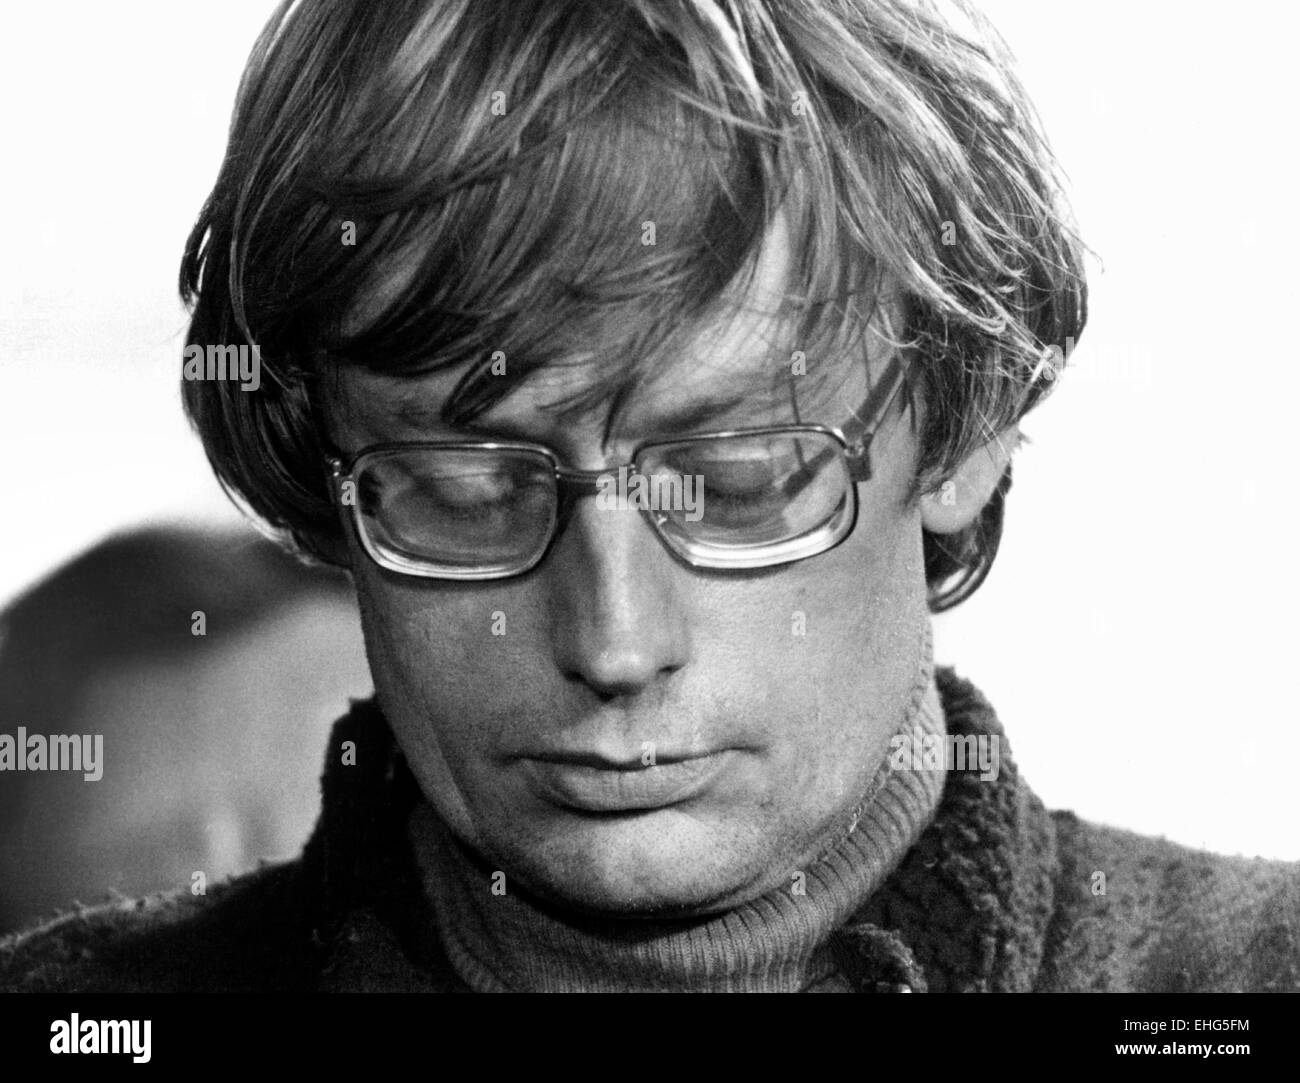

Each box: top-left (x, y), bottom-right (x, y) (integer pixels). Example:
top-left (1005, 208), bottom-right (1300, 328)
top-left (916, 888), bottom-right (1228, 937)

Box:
top-left (407, 625), bottom-right (946, 992)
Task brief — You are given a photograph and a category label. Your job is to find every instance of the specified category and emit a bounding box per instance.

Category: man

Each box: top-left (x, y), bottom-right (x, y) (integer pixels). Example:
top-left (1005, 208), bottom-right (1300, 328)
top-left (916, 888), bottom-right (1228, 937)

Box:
top-left (3, 0), bottom-right (1297, 993)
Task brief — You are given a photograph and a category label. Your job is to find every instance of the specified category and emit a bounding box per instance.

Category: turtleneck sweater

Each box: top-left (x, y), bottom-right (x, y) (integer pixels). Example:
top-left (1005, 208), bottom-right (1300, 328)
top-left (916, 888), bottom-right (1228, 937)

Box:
top-left (407, 622), bottom-right (947, 992)
top-left (9, 650), bottom-right (1300, 994)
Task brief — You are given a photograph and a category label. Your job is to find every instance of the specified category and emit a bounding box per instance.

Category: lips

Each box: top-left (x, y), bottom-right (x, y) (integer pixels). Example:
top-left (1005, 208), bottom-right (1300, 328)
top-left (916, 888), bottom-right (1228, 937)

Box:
top-left (520, 751), bottom-right (730, 812)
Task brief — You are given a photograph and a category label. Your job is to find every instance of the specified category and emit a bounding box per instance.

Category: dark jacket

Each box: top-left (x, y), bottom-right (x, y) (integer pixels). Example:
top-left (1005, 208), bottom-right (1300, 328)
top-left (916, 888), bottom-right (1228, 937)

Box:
top-left (3, 670), bottom-right (1298, 992)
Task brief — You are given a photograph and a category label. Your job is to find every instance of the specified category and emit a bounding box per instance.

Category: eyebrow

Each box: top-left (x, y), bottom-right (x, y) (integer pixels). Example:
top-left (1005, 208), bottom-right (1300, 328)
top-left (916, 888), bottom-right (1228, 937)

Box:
top-left (633, 387), bottom-right (778, 436)
top-left (383, 381), bottom-right (782, 442)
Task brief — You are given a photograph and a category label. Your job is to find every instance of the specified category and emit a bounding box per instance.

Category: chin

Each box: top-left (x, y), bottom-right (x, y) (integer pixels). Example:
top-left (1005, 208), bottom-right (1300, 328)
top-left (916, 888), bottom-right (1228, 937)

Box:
top-left (505, 805), bottom-right (770, 918)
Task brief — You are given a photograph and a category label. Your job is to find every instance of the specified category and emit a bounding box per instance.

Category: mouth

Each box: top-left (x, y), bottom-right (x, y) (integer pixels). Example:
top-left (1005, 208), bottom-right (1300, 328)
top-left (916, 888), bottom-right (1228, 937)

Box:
top-left (519, 750), bottom-right (731, 813)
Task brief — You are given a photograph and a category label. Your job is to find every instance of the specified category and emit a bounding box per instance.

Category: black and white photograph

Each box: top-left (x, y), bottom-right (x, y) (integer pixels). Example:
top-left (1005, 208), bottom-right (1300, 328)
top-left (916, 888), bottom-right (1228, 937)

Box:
top-left (0, 0), bottom-right (1296, 1061)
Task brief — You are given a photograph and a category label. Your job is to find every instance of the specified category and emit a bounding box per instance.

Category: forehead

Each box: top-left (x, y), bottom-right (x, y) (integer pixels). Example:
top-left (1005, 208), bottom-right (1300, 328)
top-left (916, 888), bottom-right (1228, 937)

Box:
top-left (328, 216), bottom-right (891, 450)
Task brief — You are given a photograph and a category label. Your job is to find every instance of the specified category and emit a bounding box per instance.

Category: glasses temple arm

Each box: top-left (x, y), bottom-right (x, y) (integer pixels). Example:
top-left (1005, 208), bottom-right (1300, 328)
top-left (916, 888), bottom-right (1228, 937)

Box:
top-left (837, 353), bottom-right (910, 480)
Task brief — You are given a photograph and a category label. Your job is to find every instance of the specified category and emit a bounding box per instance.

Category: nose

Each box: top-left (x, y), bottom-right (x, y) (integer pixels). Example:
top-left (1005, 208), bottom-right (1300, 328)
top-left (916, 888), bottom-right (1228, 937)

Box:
top-left (544, 496), bottom-right (692, 698)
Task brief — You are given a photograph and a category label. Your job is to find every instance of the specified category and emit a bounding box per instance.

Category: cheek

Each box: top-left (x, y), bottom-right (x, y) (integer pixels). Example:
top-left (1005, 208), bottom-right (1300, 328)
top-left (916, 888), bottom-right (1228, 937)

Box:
top-left (716, 492), bottom-right (928, 792)
top-left (715, 491), bottom-right (925, 693)
top-left (351, 565), bottom-right (547, 842)
top-left (699, 406), bottom-right (927, 688)
top-left (354, 549), bottom-right (541, 688)
top-left (351, 564), bottom-right (518, 764)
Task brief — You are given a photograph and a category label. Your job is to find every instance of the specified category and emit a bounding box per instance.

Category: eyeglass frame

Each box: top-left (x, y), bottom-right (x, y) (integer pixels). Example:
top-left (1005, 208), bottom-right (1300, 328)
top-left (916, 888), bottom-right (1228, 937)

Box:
top-left (324, 353), bottom-right (910, 579)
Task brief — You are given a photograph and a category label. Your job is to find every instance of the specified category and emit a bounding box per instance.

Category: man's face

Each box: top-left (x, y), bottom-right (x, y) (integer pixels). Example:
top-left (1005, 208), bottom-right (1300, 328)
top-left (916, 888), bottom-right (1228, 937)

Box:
top-left (326, 225), bottom-right (933, 916)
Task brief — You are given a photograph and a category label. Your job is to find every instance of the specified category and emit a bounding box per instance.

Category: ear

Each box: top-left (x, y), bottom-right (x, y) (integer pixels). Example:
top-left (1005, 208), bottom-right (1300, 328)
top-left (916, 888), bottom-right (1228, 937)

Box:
top-left (919, 424), bottom-right (1020, 534)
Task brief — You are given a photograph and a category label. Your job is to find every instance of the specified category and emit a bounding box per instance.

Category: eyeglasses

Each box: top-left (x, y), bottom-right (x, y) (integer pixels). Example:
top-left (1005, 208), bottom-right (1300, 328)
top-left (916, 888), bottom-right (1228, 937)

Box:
top-left (326, 355), bottom-right (908, 579)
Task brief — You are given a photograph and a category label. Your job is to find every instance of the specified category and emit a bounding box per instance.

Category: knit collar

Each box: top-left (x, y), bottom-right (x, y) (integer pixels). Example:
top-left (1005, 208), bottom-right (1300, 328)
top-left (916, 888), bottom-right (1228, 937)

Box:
top-left (301, 664), bottom-right (1059, 993)
top-left (847, 670), bottom-right (1062, 992)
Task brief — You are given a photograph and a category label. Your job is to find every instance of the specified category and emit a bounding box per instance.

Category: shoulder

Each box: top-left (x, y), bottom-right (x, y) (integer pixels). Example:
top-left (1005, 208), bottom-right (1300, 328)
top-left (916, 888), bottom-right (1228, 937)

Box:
top-left (1042, 812), bottom-right (1300, 992)
top-left (0, 859), bottom-right (317, 993)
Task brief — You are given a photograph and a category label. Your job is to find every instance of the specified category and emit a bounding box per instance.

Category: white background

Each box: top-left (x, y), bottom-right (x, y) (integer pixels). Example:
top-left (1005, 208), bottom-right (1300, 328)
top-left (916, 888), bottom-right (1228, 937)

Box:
top-left (1, 2), bottom-right (1296, 858)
